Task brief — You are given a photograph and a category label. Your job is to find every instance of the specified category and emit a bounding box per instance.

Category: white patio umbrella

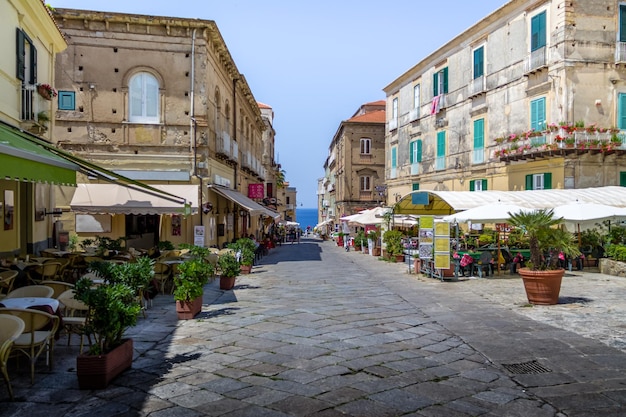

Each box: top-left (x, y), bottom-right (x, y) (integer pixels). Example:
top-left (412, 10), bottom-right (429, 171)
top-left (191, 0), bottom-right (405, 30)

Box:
top-left (351, 207), bottom-right (391, 226)
top-left (552, 202), bottom-right (626, 233)
top-left (442, 203), bottom-right (532, 224)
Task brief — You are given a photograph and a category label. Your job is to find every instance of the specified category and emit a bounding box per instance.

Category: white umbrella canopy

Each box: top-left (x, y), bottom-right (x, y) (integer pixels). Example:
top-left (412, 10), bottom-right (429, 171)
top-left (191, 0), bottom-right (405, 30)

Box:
top-left (552, 202), bottom-right (626, 221)
top-left (351, 207), bottom-right (391, 226)
top-left (442, 203), bottom-right (533, 223)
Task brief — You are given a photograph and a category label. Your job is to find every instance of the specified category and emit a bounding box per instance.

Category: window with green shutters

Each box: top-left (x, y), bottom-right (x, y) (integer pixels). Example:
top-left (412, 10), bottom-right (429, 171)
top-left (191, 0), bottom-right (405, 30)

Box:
top-left (409, 139), bottom-right (422, 175)
top-left (530, 97), bottom-right (547, 146)
top-left (621, 171), bottom-right (626, 187)
top-left (619, 4), bottom-right (626, 42)
top-left (433, 67), bottom-right (448, 96)
top-left (525, 173), bottom-right (551, 190)
top-left (473, 46), bottom-right (484, 79)
top-left (473, 118), bottom-right (485, 164)
top-left (469, 179), bottom-right (487, 191)
top-left (390, 146), bottom-right (397, 179)
top-left (618, 94), bottom-right (626, 130)
top-left (531, 11), bottom-right (546, 51)
top-left (436, 131), bottom-right (446, 170)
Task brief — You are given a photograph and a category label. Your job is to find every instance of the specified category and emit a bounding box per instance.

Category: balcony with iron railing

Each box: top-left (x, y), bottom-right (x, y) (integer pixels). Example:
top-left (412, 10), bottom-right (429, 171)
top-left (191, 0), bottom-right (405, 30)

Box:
top-left (523, 46), bottom-right (548, 74)
top-left (216, 131), bottom-right (232, 159)
top-left (469, 75), bottom-right (486, 97)
top-left (388, 118), bottom-right (398, 131)
top-left (493, 126), bottom-right (626, 162)
top-left (616, 42), bottom-right (626, 63)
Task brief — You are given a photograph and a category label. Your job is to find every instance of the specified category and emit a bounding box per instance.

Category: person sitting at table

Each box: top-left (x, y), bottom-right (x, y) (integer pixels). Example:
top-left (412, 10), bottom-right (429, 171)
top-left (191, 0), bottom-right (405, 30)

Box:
top-left (510, 252), bottom-right (525, 274)
top-left (459, 253), bottom-right (474, 277)
top-left (477, 250), bottom-right (494, 277)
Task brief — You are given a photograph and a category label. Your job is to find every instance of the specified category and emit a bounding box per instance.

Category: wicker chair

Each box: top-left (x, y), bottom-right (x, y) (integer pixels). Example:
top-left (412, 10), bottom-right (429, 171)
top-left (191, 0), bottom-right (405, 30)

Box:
top-left (57, 290), bottom-right (90, 353)
top-left (26, 262), bottom-right (61, 285)
top-left (153, 262), bottom-right (171, 294)
top-left (0, 308), bottom-right (60, 384)
top-left (41, 280), bottom-right (75, 299)
top-left (5, 285), bottom-right (54, 299)
top-left (0, 314), bottom-right (25, 400)
top-left (0, 270), bottom-right (18, 300)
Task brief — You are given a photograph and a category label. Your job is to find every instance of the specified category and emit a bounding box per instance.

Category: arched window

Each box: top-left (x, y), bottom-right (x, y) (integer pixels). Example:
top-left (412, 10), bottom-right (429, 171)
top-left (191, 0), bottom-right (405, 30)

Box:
top-left (129, 72), bottom-right (159, 123)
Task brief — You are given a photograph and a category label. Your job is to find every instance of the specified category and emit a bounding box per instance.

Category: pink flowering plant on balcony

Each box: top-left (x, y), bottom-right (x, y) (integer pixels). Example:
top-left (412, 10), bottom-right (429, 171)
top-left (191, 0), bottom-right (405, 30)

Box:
top-left (37, 83), bottom-right (57, 97)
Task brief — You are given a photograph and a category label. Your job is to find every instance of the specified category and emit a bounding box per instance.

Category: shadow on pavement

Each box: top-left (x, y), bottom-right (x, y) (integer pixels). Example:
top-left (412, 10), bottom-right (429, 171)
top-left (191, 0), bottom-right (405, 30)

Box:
top-left (259, 241), bottom-right (322, 264)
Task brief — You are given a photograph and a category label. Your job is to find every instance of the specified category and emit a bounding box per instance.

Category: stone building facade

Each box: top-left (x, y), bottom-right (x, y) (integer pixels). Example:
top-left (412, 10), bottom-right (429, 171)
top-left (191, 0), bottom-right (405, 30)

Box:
top-left (383, 0), bottom-right (626, 206)
top-left (51, 8), bottom-right (280, 248)
top-left (319, 100), bottom-right (386, 226)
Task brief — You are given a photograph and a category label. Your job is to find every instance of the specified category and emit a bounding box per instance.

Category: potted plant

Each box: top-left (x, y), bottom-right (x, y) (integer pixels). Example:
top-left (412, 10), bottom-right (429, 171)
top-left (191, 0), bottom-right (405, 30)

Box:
top-left (367, 229), bottom-right (381, 256)
top-left (218, 252), bottom-right (240, 290)
top-left (173, 245), bottom-right (214, 319)
top-left (507, 208), bottom-right (580, 305)
top-left (73, 256), bottom-right (153, 389)
top-left (229, 238), bottom-right (256, 274)
top-left (336, 232), bottom-right (345, 247)
top-left (383, 230), bottom-right (405, 262)
top-left (354, 230), bottom-right (366, 252)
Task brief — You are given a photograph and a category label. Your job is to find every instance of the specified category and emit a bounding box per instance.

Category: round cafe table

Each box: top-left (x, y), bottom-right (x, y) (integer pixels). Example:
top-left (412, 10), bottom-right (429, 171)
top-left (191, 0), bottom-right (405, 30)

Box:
top-left (0, 296), bottom-right (59, 312)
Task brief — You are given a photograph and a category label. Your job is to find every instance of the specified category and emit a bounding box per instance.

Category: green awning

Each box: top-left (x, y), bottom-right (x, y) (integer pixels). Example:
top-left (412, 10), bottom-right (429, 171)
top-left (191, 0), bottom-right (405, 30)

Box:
top-left (0, 124), bottom-right (77, 185)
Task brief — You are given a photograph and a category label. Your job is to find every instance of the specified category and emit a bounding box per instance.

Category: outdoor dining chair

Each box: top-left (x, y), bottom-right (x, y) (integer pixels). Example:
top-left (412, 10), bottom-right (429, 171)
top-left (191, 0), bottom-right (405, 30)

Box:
top-left (57, 290), bottom-right (90, 353)
top-left (0, 270), bottom-right (18, 300)
top-left (26, 262), bottom-right (61, 285)
top-left (41, 280), bottom-right (75, 299)
top-left (0, 307), bottom-right (60, 384)
top-left (5, 285), bottom-right (54, 299)
top-left (153, 262), bottom-right (171, 294)
top-left (0, 314), bottom-right (25, 400)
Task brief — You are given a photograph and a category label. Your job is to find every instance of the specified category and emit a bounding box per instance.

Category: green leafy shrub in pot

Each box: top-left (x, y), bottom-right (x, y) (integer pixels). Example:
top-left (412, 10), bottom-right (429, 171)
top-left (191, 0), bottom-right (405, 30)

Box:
top-left (218, 252), bottom-right (241, 278)
top-left (228, 238), bottom-right (256, 266)
top-left (74, 257), bottom-right (154, 355)
top-left (382, 230), bottom-right (404, 256)
top-left (173, 258), bottom-right (214, 302)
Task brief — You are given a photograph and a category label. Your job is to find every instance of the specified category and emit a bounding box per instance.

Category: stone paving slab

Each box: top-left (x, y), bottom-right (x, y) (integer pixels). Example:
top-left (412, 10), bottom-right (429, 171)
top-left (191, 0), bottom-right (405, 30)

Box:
top-left (2, 238), bottom-right (626, 416)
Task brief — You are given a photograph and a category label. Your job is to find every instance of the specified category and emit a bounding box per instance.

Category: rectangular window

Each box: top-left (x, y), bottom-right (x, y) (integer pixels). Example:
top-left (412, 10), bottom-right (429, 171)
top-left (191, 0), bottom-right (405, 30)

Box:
top-left (58, 91), bottom-right (75, 110)
top-left (470, 179), bottom-right (488, 191)
top-left (473, 46), bottom-right (484, 79)
top-left (621, 5), bottom-right (626, 42)
top-left (392, 98), bottom-right (398, 119)
top-left (390, 146), bottom-right (397, 179)
top-left (525, 173), bottom-right (552, 190)
top-left (530, 97), bottom-right (547, 146)
top-left (360, 138), bottom-right (371, 154)
top-left (16, 28), bottom-right (37, 84)
top-left (619, 93), bottom-right (626, 130)
top-left (409, 139), bottom-right (422, 175)
top-left (360, 176), bottom-right (371, 191)
top-left (433, 67), bottom-right (449, 96)
top-left (531, 11), bottom-right (547, 51)
top-left (413, 84), bottom-right (420, 109)
top-left (436, 131), bottom-right (446, 170)
top-left (473, 118), bottom-right (485, 164)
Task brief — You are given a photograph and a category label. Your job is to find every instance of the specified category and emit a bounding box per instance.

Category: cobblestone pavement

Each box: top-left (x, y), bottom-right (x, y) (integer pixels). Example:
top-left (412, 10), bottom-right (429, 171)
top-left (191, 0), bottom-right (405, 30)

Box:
top-left (1, 238), bottom-right (626, 416)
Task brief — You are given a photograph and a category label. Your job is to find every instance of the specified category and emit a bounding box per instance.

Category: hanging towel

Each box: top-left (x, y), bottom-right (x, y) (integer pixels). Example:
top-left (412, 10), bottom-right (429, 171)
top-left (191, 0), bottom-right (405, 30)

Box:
top-left (430, 95), bottom-right (441, 115)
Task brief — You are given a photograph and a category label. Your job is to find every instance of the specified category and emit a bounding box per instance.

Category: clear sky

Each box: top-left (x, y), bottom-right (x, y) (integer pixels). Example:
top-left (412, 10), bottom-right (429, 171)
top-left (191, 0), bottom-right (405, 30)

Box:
top-left (50, 0), bottom-right (507, 208)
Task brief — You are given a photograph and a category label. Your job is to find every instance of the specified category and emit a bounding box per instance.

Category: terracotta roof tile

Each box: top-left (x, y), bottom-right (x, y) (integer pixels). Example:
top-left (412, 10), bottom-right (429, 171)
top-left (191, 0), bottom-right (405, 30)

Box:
top-left (347, 109), bottom-right (386, 123)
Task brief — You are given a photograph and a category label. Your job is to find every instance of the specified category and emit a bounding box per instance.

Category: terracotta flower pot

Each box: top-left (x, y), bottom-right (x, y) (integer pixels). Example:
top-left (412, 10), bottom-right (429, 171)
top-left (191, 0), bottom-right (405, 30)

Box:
top-left (220, 275), bottom-right (236, 290)
top-left (240, 264), bottom-right (252, 274)
top-left (76, 338), bottom-right (133, 390)
top-left (518, 268), bottom-right (565, 305)
top-left (176, 296), bottom-right (203, 320)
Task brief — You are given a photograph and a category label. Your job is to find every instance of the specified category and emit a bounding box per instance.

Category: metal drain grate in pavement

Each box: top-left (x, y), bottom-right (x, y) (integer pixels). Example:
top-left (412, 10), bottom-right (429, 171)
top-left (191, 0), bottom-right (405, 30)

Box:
top-left (502, 360), bottom-right (552, 374)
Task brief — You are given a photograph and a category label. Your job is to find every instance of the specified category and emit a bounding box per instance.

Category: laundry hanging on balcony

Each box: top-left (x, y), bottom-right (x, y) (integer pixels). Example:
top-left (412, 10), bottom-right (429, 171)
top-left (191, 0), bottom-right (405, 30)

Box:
top-left (430, 95), bottom-right (442, 115)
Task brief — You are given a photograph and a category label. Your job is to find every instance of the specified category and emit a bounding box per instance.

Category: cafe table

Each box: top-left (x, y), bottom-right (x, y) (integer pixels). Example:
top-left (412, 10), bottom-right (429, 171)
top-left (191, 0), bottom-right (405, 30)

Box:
top-left (0, 297), bottom-right (63, 338)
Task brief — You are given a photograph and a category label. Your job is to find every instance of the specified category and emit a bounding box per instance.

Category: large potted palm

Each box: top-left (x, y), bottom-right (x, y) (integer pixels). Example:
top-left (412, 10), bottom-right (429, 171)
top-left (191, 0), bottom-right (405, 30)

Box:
top-left (508, 208), bottom-right (580, 305)
top-left (74, 256), bottom-right (153, 389)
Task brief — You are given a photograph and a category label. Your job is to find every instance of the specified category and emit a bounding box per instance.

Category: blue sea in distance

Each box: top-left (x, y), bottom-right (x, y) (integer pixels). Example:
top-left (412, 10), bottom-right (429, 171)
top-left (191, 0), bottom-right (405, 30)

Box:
top-left (296, 207), bottom-right (318, 230)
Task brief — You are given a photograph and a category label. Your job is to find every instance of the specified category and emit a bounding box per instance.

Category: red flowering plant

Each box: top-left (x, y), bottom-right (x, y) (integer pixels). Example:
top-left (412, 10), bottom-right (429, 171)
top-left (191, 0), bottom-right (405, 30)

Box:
top-left (37, 83), bottom-right (57, 98)
top-left (554, 135), bottom-right (565, 142)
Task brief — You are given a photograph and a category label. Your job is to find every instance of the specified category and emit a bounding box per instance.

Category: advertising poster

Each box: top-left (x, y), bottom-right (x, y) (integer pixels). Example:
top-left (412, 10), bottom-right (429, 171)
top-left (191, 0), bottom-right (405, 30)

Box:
top-left (194, 225), bottom-right (205, 247)
top-left (434, 220), bottom-right (450, 269)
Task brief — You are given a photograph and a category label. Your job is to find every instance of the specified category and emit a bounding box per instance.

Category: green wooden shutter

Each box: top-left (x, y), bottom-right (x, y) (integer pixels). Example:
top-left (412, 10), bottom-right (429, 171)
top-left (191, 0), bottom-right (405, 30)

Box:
top-left (531, 11), bottom-right (546, 51)
top-left (412, 183), bottom-right (420, 191)
top-left (473, 119), bottom-right (484, 149)
top-left (409, 141), bottom-right (415, 164)
top-left (437, 131), bottom-right (446, 157)
top-left (473, 47), bottom-right (484, 79)
top-left (620, 172), bottom-right (626, 186)
top-left (530, 98), bottom-right (546, 131)
top-left (433, 72), bottom-right (439, 96)
top-left (16, 29), bottom-right (25, 81)
top-left (543, 172), bottom-right (552, 189)
top-left (30, 43), bottom-right (37, 85)
top-left (619, 94), bottom-right (626, 130)
top-left (442, 67), bottom-right (449, 94)
top-left (469, 181), bottom-right (475, 191)
top-left (525, 174), bottom-right (533, 190)
top-left (482, 179), bottom-right (488, 191)
top-left (619, 4), bottom-right (626, 42)
top-left (391, 146), bottom-right (397, 168)
top-left (416, 139), bottom-right (422, 162)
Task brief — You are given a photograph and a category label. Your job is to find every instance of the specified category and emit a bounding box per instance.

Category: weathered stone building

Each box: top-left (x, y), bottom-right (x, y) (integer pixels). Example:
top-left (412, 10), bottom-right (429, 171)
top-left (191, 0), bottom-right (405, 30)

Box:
top-left (319, 100), bottom-right (386, 226)
top-left (51, 8), bottom-right (280, 248)
top-left (384, 0), bottom-right (626, 207)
